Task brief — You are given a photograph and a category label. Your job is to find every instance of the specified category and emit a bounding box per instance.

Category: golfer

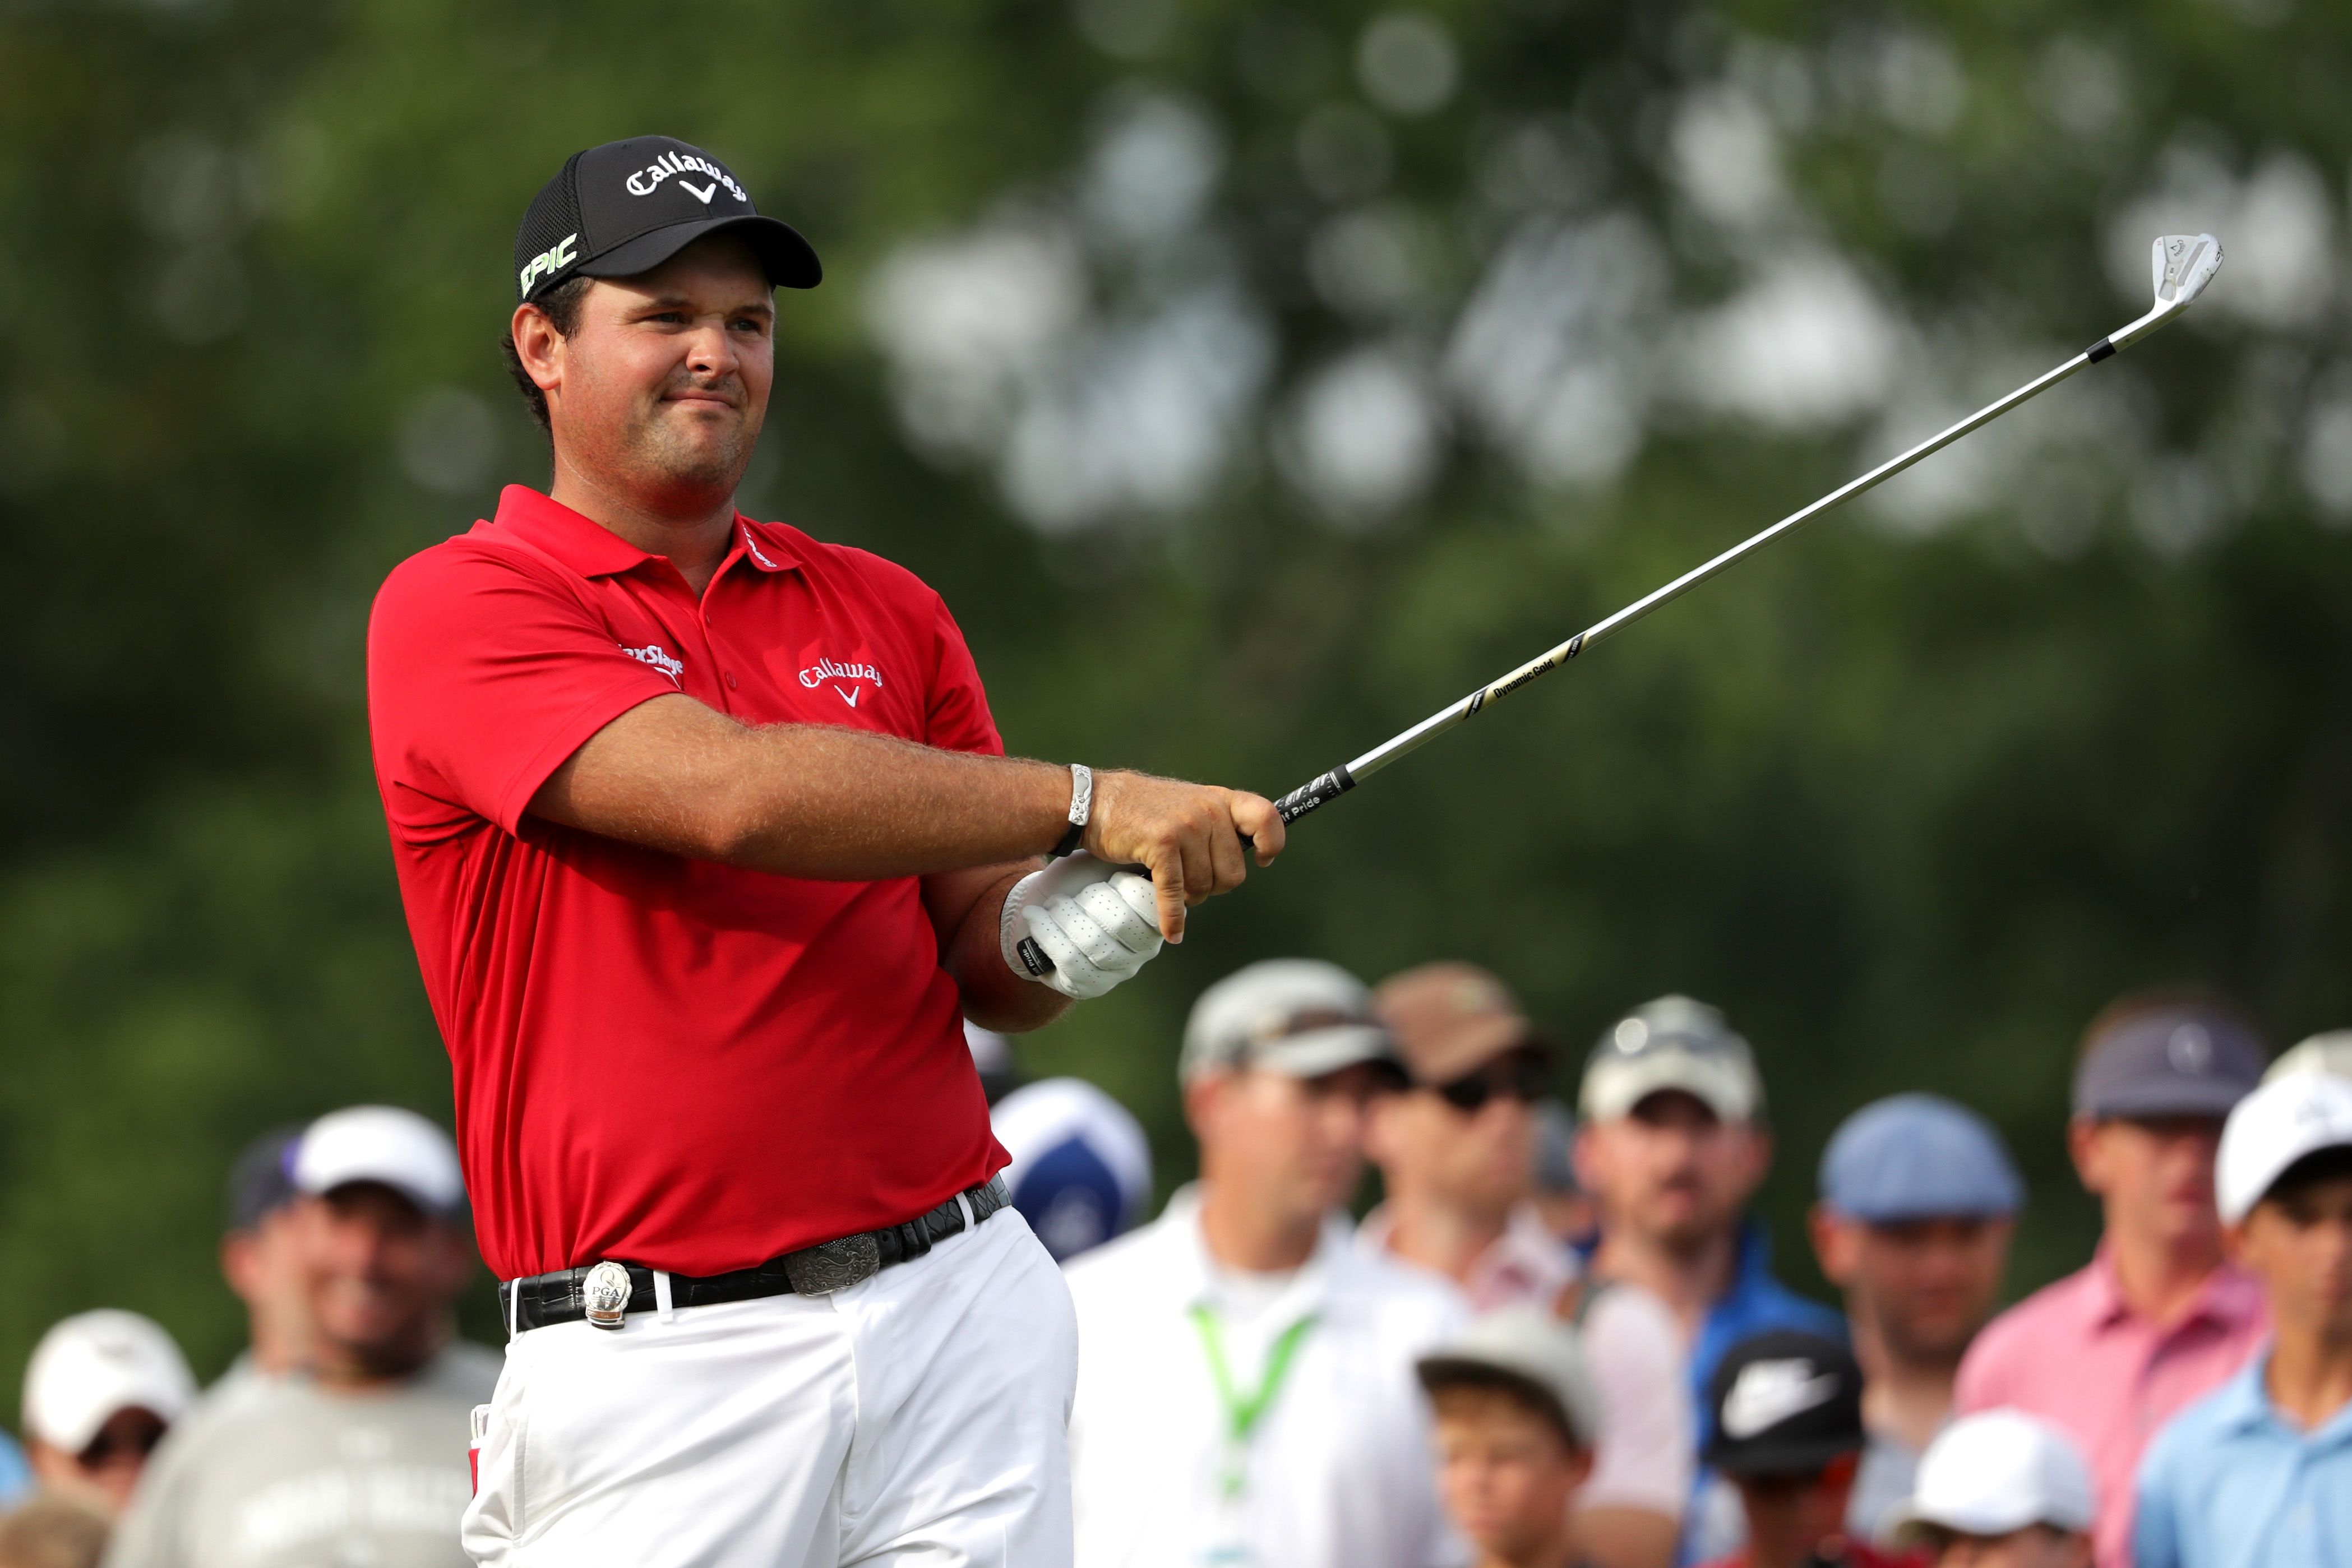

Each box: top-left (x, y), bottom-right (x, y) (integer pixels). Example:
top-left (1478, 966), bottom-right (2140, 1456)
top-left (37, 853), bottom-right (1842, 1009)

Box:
top-left (366, 135), bottom-right (1283, 1567)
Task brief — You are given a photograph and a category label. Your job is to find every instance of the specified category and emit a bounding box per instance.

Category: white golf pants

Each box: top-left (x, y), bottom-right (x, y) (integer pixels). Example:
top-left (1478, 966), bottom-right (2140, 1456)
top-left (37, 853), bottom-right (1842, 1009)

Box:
top-left (463, 1205), bottom-right (1078, 1567)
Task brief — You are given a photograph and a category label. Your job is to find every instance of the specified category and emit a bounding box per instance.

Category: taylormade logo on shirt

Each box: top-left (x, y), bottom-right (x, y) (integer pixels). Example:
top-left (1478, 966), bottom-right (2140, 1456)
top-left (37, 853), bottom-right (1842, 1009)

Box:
top-left (618, 642), bottom-right (684, 686)
top-left (1718, 1357), bottom-right (1838, 1440)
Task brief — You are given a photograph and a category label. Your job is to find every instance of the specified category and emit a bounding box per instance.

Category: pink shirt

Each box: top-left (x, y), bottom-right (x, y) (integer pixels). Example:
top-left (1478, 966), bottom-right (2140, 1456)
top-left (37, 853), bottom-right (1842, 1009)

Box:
top-left (1954, 1248), bottom-right (2267, 1568)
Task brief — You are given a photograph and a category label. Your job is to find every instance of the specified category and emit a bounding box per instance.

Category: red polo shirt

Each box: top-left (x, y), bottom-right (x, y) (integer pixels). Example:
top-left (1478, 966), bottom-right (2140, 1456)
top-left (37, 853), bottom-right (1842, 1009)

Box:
top-left (367, 485), bottom-right (1008, 1279)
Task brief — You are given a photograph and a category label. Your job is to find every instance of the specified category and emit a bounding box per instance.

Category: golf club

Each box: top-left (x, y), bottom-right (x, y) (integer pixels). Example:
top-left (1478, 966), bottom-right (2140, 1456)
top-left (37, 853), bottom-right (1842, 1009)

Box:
top-left (1262, 233), bottom-right (2225, 827)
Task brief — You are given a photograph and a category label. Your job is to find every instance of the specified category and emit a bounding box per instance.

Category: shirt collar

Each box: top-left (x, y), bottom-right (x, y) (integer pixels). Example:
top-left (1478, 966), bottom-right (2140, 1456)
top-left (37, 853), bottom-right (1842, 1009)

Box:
top-left (486, 486), bottom-right (801, 579)
top-left (1166, 1183), bottom-right (1351, 1321)
top-left (2082, 1245), bottom-right (2266, 1334)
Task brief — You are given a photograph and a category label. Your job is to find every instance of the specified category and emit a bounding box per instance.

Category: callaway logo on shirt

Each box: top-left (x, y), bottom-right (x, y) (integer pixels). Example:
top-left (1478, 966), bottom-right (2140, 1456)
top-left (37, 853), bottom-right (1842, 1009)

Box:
top-left (1718, 1357), bottom-right (1840, 1440)
top-left (798, 654), bottom-right (885, 709)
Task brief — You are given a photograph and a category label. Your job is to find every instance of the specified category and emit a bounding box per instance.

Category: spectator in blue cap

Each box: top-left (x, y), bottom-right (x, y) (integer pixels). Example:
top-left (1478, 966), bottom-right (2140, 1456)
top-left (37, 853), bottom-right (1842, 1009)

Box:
top-left (1809, 1094), bottom-right (2023, 1544)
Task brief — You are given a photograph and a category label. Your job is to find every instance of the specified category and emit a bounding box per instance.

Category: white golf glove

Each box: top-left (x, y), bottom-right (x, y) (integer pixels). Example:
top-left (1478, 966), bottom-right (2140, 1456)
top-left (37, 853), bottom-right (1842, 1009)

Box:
top-left (1000, 852), bottom-right (1164, 1001)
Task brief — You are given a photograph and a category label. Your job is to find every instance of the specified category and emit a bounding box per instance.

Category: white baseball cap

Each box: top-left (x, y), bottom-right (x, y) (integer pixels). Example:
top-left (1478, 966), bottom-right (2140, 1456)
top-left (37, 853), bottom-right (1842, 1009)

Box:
top-left (1581, 995), bottom-right (1763, 1123)
top-left (2264, 1030), bottom-right (2352, 1087)
top-left (1886, 1409), bottom-right (2095, 1543)
top-left (1416, 1306), bottom-right (1605, 1449)
top-left (22, 1311), bottom-right (196, 1454)
top-left (1180, 960), bottom-right (1401, 1085)
top-left (293, 1106), bottom-right (467, 1217)
top-left (2216, 1071), bottom-right (2352, 1225)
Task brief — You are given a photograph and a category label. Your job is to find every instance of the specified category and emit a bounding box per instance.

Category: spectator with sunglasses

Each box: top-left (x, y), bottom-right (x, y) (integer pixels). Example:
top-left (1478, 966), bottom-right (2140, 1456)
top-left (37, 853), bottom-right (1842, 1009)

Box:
top-left (1065, 960), bottom-right (1465, 1568)
top-left (21, 1311), bottom-right (195, 1520)
top-left (1575, 996), bottom-right (1846, 1562)
top-left (1364, 963), bottom-right (1693, 1568)
top-left (107, 1108), bottom-right (497, 1568)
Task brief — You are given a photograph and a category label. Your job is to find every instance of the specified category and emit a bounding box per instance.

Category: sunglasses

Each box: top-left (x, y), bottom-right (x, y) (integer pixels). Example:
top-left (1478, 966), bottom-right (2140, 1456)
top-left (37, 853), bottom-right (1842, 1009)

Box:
top-left (1432, 1051), bottom-right (1552, 1113)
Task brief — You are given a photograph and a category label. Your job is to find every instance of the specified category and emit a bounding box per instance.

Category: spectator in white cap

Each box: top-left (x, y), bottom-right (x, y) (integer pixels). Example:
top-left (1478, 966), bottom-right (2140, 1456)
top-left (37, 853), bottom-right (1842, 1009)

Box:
top-left (1365, 963), bottom-right (1690, 1568)
top-left (1809, 1094), bottom-right (2022, 1541)
top-left (1886, 1410), bottom-right (2094, 1568)
top-left (2132, 1071), bottom-right (2352, 1568)
top-left (1416, 1306), bottom-right (1607, 1568)
top-left (1575, 995), bottom-right (1845, 1561)
top-left (1065, 959), bottom-right (1463, 1568)
top-left (991, 1075), bottom-right (1153, 1264)
top-left (21, 1311), bottom-right (194, 1518)
top-left (107, 1106), bottom-right (498, 1568)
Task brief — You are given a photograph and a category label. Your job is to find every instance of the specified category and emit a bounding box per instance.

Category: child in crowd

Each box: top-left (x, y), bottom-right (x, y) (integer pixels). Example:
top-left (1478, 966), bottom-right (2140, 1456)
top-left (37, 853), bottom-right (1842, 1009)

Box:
top-left (1417, 1307), bottom-right (1607, 1568)
top-left (2132, 1072), bottom-right (2352, 1567)
top-left (1695, 1331), bottom-right (1916, 1568)
top-left (1885, 1410), bottom-right (2094, 1568)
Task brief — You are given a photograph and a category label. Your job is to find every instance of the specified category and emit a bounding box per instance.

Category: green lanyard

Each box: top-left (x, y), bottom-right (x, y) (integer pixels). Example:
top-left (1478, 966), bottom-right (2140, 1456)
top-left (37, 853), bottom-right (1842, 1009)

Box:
top-left (1188, 1303), bottom-right (1318, 1498)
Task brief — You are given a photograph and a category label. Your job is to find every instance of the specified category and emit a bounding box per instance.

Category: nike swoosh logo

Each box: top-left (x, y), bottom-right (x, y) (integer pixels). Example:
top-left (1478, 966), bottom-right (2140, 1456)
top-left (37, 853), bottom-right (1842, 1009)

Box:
top-left (681, 180), bottom-right (717, 204)
top-left (838, 686), bottom-right (860, 707)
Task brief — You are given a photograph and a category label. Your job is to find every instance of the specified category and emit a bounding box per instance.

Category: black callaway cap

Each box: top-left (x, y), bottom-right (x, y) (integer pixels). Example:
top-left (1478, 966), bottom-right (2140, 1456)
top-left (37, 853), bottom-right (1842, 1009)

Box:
top-left (514, 135), bottom-right (821, 306)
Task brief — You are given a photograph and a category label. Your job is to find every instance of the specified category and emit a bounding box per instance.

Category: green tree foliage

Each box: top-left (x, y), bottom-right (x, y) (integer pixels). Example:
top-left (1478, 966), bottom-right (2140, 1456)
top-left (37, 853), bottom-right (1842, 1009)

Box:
top-left (2, 0), bottom-right (2349, 1407)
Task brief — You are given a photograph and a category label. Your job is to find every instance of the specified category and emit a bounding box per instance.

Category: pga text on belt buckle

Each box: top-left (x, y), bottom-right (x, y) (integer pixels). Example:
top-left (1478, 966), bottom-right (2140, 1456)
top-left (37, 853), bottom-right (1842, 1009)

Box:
top-left (582, 1260), bottom-right (635, 1330)
top-left (783, 1232), bottom-right (882, 1295)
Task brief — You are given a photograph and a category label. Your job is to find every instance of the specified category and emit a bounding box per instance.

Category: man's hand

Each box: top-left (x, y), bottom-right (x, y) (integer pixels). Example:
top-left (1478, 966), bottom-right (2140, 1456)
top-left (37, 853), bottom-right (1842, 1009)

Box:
top-left (1000, 854), bottom-right (1162, 1001)
top-left (1083, 770), bottom-right (1286, 943)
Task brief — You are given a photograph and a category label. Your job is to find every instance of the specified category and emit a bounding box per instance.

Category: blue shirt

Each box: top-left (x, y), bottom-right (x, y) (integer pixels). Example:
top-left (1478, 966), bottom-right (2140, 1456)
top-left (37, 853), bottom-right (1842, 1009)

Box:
top-left (0, 1432), bottom-right (29, 1508)
top-left (1688, 1220), bottom-right (1850, 1451)
top-left (2135, 1350), bottom-right (2352, 1568)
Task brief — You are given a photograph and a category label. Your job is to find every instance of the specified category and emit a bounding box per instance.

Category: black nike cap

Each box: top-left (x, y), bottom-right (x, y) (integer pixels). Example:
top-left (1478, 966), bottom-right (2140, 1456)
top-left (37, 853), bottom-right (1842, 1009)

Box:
top-left (1702, 1330), bottom-right (1864, 1478)
top-left (512, 135), bottom-right (821, 306)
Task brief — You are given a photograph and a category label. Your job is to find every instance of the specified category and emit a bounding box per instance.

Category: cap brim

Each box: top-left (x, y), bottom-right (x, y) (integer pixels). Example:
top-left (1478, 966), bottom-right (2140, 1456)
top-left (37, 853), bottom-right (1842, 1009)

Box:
top-left (1585, 1053), bottom-right (1755, 1122)
top-left (309, 1174), bottom-right (467, 1222)
top-left (2080, 1080), bottom-right (2250, 1121)
top-left (1254, 1025), bottom-right (1401, 1081)
top-left (577, 213), bottom-right (822, 291)
top-left (1703, 1435), bottom-right (1860, 1478)
top-left (1884, 1499), bottom-right (2046, 1546)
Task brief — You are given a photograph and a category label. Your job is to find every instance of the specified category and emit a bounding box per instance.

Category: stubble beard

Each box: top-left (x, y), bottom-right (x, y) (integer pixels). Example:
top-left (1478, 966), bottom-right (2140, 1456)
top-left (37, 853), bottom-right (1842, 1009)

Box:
top-left (613, 377), bottom-right (764, 510)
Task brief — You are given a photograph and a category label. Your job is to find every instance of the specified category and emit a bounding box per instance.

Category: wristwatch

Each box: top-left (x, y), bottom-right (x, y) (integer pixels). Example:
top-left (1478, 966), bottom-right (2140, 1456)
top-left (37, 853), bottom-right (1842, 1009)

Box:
top-left (1052, 764), bottom-right (1093, 858)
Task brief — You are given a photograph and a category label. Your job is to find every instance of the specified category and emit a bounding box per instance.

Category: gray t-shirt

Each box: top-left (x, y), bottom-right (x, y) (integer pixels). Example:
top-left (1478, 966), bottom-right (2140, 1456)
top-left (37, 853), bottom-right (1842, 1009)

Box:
top-left (107, 1342), bottom-right (501, 1568)
top-left (1846, 1426), bottom-right (1923, 1544)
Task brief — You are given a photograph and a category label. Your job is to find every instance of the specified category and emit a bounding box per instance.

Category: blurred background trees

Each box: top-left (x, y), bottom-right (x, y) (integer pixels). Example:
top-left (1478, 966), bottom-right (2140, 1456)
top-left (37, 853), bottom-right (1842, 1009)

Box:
top-left (2, 0), bottom-right (2349, 1397)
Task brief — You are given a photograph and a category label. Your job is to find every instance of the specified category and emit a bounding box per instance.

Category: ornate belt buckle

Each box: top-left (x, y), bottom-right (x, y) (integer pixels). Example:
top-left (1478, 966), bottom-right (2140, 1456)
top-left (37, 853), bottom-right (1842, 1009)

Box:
top-left (783, 1233), bottom-right (881, 1295)
top-left (581, 1260), bottom-right (635, 1330)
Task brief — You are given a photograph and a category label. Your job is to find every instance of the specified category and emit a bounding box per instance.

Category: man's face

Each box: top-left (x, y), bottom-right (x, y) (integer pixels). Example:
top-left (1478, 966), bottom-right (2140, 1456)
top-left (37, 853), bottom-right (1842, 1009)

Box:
top-left (1575, 1091), bottom-right (1769, 1252)
top-left (526, 234), bottom-right (775, 511)
top-left (295, 1183), bottom-right (473, 1375)
top-left (2230, 1171), bottom-right (2352, 1337)
top-left (1367, 1048), bottom-right (1545, 1219)
top-left (1928, 1525), bottom-right (2092, 1568)
top-left (1190, 1063), bottom-right (1390, 1225)
top-left (2069, 1115), bottom-right (2225, 1255)
top-left (1811, 1211), bottom-right (2013, 1366)
top-left (1731, 1453), bottom-right (1856, 1568)
top-left (1431, 1385), bottom-right (1590, 1562)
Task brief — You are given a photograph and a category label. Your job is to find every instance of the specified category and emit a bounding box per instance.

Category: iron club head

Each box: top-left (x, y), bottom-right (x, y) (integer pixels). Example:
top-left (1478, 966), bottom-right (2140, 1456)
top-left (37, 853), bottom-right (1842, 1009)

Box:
top-left (2152, 233), bottom-right (2224, 312)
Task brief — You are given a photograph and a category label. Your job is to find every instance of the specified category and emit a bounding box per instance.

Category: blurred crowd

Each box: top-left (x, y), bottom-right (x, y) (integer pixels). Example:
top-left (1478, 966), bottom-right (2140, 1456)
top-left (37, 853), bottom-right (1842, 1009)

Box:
top-left (8, 976), bottom-right (2350, 1568)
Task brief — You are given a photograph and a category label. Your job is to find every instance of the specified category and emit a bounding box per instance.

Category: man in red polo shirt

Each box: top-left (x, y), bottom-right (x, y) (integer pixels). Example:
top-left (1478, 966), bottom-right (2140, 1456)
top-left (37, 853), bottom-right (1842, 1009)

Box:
top-left (366, 136), bottom-right (1284, 1568)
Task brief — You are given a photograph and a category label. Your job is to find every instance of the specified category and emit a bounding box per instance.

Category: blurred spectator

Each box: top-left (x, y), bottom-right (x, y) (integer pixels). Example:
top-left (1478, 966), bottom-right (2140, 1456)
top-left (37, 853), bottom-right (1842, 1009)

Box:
top-left (1809, 1095), bottom-right (2022, 1541)
top-left (2263, 1030), bottom-right (2352, 1086)
top-left (1954, 997), bottom-right (2267, 1568)
top-left (22, 1312), bottom-right (195, 1520)
top-left (2133, 1072), bottom-right (2352, 1568)
top-left (1065, 960), bottom-right (1462, 1568)
top-left (1531, 1101), bottom-right (1596, 1248)
top-left (213, 1126), bottom-right (313, 1401)
top-left (991, 1075), bottom-right (1153, 1264)
top-left (1693, 1331), bottom-right (1909, 1568)
top-left (1575, 996), bottom-right (1845, 1560)
top-left (965, 1019), bottom-right (1024, 1105)
top-left (1416, 1306), bottom-right (1609, 1568)
top-left (1884, 1411), bottom-right (2094, 1568)
top-left (106, 1107), bottom-right (498, 1568)
top-left (1366, 962), bottom-right (1691, 1568)
top-left (0, 1495), bottom-right (112, 1568)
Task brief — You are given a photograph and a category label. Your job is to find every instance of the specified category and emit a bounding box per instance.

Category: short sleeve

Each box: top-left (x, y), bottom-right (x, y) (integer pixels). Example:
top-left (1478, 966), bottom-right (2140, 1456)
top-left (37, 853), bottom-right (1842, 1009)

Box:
top-left (923, 594), bottom-right (1004, 758)
top-left (1579, 1283), bottom-right (1695, 1514)
top-left (368, 544), bottom-right (680, 840)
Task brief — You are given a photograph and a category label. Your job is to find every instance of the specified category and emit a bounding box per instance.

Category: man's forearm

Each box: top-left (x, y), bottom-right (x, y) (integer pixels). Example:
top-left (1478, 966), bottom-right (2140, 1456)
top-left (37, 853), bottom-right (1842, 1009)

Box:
top-left (533, 695), bottom-right (1075, 880)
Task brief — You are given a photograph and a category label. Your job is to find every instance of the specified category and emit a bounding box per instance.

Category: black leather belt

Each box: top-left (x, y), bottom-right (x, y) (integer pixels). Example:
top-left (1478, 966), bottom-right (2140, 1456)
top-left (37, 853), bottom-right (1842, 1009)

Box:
top-left (499, 1176), bottom-right (1010, 1334)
